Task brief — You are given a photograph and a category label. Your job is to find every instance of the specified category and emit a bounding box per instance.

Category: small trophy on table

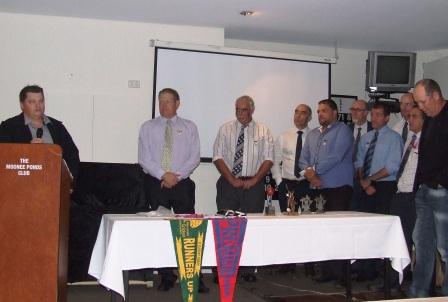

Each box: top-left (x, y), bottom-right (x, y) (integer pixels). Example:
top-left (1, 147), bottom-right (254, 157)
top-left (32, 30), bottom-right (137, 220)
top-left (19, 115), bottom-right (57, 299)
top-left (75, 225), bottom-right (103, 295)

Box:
top-left (300, 195), bottom-right (313, 214)
top-left (285, 184), bottom-right (298, 215)
top-left (264, 184), bottom-right (276, 216)
top-left (315, 194), bottom-right (327, 213)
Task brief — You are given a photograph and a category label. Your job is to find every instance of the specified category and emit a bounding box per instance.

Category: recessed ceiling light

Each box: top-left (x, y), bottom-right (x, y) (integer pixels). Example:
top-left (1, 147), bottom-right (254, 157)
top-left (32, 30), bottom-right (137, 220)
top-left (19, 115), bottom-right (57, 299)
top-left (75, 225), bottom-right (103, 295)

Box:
top-left (240, 10), bottom-right (254, 16)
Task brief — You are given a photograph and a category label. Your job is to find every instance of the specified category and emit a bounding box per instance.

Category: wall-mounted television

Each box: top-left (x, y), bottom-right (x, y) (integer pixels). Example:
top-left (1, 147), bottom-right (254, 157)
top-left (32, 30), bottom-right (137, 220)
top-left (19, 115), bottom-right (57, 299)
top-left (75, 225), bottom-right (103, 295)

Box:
top-left (365, 51), bottom-right (416, 93)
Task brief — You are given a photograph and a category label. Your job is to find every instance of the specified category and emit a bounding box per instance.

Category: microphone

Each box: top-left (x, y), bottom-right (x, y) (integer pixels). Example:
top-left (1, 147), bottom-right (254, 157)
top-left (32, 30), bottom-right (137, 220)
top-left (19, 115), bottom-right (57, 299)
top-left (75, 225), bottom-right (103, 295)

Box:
top-left (36, 128), bottom-right (43, 139)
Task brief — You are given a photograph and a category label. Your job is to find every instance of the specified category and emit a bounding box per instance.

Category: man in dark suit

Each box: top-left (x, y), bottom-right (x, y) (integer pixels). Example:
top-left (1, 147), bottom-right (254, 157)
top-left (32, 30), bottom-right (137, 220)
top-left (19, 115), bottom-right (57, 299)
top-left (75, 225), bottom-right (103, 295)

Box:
top-left (0, 85), bottom-right (79, 179)
top-left (349, 99), bottom-right (372, 211)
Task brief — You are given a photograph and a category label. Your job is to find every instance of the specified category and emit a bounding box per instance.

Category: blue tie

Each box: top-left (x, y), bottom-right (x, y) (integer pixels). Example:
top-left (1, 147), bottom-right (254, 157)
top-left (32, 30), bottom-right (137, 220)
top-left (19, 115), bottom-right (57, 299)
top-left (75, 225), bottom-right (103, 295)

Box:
top-left (363, 130), bottom-right (378, 178)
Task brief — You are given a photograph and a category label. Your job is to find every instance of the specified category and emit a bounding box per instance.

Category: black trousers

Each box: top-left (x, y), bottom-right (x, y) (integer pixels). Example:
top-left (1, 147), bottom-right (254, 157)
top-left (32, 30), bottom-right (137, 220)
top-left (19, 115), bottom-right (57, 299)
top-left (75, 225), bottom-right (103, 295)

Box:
top-left (277, 179), bottom-right (310, 212)
top-left (389, 191), bottom-right (416, 283)
top-left (350, 178), bottom-right (363, 211)
top-left (216, 176), bottom-right (265, 213)
top-left (143, 174), bottom-right (196, 282)
top-left (360, 181), bottom-right (397, 215)
top-left (309, 185), bottom-right (353, 211)
top-left (144, 174), bottom-right (195, 214)
top-left (390, 191), bottom-right (416, 253)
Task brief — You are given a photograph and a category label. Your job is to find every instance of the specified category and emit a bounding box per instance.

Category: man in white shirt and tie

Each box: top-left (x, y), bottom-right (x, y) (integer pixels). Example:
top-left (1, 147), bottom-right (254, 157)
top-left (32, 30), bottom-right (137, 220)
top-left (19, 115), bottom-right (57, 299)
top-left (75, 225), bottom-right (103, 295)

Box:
top-left (392, 93), bottom-right (415, 143)
top-left (349, 99), bottom-right (372, 211)
top-left (371, 104), bottom-right (424, 291)
top-left (213, 95), bottom-right (274, 213)
top-left (272, 104), bottom-right (312, 212)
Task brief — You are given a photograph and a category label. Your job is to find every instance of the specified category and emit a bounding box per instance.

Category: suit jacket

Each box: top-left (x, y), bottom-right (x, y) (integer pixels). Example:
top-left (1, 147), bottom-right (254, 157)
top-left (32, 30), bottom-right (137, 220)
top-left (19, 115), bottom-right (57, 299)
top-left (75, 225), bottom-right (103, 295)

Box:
top-left (0, 113), bottom-right (80, 179)
top-left (349, 121), bottom-right (373, 132)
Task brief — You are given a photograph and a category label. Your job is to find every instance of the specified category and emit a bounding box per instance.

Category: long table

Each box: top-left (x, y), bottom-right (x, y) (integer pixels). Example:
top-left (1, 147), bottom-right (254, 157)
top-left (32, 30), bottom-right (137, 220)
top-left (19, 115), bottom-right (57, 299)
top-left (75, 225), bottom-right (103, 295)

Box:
top-left (88, 211), bottom-right (410, 300)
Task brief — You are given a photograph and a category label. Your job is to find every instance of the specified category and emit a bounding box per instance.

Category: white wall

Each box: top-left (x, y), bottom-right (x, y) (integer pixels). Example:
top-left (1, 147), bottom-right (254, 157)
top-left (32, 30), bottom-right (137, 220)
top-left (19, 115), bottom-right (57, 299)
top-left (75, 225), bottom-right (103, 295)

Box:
top-left (0, 12), bottom-right (224, 162)
top-left (226, 39), bottom-right (370, 100)
top-left (0, 12), bottom-right (225, 214)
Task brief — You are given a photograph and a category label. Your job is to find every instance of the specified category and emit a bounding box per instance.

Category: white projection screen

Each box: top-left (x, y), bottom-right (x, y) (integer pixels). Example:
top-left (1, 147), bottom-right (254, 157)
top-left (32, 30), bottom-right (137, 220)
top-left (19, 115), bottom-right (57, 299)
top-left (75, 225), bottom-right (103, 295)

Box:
top-left (154, 47), bottom-right (331, 160)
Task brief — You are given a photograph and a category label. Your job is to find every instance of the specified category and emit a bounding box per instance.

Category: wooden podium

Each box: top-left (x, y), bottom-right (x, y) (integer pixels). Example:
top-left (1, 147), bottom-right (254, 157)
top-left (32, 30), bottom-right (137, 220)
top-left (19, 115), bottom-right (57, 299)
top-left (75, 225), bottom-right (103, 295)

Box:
top-left (0, 144), bottom-right (72, 302)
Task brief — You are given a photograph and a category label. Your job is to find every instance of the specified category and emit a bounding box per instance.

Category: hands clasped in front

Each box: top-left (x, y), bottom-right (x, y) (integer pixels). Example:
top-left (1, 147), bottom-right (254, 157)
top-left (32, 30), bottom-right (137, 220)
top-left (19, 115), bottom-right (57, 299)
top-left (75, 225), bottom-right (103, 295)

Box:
top-left (230, 176), bottom-right (258, 190)
top-left (161, 172), bottom-right (180, 189)
top-left (304, 168), bottom-right (322, 188)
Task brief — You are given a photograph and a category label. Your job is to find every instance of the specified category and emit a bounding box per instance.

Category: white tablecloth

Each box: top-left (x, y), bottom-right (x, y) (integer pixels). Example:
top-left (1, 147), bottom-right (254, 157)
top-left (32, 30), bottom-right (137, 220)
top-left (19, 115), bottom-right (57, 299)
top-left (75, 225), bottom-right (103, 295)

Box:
top-left (88, 211), bottom-right (410, 298)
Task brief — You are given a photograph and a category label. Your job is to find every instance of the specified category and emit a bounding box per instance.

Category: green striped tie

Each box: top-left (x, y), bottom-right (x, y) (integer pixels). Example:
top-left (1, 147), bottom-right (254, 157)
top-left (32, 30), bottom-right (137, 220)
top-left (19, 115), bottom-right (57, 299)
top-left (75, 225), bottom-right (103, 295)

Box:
top-left (161, 120), bottom-right (173, 172)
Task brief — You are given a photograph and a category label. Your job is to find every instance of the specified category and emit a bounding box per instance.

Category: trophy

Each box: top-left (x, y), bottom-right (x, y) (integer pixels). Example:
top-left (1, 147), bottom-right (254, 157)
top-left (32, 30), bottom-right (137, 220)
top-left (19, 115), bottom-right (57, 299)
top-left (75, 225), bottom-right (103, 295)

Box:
top-left (315, 194), bottom-right (327, 213)
top-left (300, 195), bottom-right (313, 214)
top-left (264, 184), bottom-right (276, 216)
top-left (285, 184), bottom-right (298, 215)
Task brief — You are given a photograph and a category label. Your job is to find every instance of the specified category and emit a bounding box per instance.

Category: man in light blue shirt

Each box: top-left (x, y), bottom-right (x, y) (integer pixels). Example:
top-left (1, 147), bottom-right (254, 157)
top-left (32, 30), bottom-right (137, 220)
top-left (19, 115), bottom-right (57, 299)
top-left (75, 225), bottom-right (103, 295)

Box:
top-left (354, 101), bottom-right (403, 282)
top-left (355, 102), bottom-right (403, 214)
top-left (299, 99), bottom-right (353, 199)
top-left (299, 99), bottom-right (353, 284)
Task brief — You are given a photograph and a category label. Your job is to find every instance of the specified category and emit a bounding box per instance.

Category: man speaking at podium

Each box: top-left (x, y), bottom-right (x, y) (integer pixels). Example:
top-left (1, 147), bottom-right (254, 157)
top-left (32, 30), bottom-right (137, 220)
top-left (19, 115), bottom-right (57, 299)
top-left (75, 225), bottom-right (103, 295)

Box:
top-left (0, 85), bottom-right (80, 178)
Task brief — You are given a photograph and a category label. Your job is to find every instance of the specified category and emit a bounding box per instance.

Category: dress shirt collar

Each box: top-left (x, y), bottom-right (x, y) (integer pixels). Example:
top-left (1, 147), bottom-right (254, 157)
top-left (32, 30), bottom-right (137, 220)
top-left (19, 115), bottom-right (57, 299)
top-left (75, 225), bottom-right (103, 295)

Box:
top-left (355, 121), bottom-right (368, 129)
top-left (319, 120), bottom-right (337, 133)
top-left (408, 131), bottom-right (421, 143)
top-left (375, 124), bottom-right (389, 135)
top-left (24, 114), bottom-right (51, 127)
top-left (236, 119), bottom-right (254, 129)
top-left (160, 115), bottom-right (178, 125)
top-left (296, 126), bottom-right (309, 136)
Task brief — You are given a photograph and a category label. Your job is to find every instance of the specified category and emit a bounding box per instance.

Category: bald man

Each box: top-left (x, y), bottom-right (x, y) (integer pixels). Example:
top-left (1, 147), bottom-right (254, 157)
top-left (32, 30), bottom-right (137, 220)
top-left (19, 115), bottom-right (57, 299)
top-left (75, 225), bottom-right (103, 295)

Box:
top-left (408, 79), bottom-right (448, 298)
top-left (272, 104), bottom-right (312, 212)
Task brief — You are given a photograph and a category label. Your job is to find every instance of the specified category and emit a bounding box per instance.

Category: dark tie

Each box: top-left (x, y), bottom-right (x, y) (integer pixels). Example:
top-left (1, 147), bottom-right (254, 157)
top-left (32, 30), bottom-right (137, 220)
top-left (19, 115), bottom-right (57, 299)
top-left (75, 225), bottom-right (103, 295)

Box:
top-left (402, 121), bottom-right (408, 143)
top-left (353, 127), bottom-right (362, 161)
top-left (397, 134), bottom-right (417, 180)
top-left (363, 130), bottom-right (378, 178)
top-left (294, 130), bottom-right (303, 178)
top-left (232, 125), bottom-right (247, 176)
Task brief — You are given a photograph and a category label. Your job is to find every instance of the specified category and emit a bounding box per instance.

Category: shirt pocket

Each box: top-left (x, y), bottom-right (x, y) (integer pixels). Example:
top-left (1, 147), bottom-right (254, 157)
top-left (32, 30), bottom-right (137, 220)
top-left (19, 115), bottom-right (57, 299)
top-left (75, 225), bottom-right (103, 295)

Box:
top-left (253, 137), bottom-right (266, 158)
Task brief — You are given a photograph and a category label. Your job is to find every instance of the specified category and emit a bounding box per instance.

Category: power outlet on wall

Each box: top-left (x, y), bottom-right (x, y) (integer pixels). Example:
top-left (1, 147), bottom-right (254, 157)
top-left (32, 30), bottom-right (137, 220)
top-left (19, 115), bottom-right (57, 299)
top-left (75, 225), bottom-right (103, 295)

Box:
top-left (128, 80), bottom-right (140, 88)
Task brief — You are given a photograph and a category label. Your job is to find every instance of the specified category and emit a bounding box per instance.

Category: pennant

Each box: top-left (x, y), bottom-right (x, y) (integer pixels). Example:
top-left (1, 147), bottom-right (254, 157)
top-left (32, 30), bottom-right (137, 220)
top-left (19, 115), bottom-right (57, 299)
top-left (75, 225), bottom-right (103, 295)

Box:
top-left (212, 217), bottom-right (248, 302)
top-left (169, 219), bottom-right (208, 302)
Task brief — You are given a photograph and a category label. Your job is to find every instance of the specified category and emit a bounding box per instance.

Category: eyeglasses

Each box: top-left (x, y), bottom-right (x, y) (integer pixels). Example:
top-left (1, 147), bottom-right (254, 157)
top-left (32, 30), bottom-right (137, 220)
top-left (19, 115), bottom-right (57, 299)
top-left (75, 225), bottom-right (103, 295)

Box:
top-left (350, 108), bottom-right (366, 112)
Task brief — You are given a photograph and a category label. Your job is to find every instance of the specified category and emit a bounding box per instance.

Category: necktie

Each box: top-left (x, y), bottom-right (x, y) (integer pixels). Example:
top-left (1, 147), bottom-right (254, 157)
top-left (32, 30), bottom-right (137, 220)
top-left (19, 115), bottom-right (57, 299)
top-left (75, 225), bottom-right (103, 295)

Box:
top-left (363, 130), bottom-right (378, 178)
top-left (402, 121), bottom-right (408, 143)
top-left (353, 127), bottom-right (362, 161)
top-left (161, 120), bottom-right (173, 172)
top-left (397, 134), bottom-right (417, 180)
top-left (294, 130), bottom-right (303, 178)
top-left (232, 124), bottom-right (247, 176)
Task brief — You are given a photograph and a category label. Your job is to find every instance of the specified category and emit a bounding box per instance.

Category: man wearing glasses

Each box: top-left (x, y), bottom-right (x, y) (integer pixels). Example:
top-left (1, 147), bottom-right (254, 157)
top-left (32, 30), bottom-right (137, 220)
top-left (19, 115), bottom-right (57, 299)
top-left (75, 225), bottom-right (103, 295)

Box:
top-left (349, 99), bottom-right (372, 210)
top-left (392, 93), bottom-right (415, 143)
top-left (213, 95), bottom-right (274, 215)
top-left (212, 95), bottom-right (274, 282)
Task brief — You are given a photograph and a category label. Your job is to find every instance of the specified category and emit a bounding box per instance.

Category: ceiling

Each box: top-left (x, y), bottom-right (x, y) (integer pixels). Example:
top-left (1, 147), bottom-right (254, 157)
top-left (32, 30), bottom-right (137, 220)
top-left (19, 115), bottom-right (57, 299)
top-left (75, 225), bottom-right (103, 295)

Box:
top-left (1, 0), bottom-right (447, 51)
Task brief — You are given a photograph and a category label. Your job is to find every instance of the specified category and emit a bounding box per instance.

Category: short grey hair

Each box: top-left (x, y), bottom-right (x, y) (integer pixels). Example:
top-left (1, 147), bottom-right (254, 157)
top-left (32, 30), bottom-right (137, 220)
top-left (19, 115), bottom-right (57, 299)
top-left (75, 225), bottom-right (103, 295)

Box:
top-left (236, 95), bottom-right (255, 111)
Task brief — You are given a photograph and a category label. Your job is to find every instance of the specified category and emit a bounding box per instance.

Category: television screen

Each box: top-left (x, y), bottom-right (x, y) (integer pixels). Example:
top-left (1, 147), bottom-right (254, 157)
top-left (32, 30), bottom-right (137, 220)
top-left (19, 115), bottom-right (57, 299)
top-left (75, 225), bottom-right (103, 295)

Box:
top-left (365, 51), bottom-right (416, 93)
top-left (376, 56), bottom-right (410, 84)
